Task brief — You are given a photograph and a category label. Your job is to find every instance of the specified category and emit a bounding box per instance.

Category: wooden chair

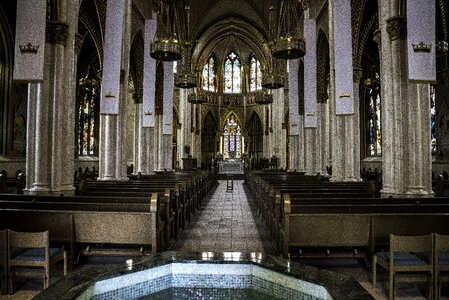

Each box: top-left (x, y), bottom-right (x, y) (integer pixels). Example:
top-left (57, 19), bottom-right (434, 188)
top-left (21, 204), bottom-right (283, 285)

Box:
top-left (372, 234), bottom-right (433, 300)
top-left (0, 229), bottom-right (7, 294)
top-left (8, 230), bottom-right (67, 293)
top-left (434, 234), bottom-right (449, 300)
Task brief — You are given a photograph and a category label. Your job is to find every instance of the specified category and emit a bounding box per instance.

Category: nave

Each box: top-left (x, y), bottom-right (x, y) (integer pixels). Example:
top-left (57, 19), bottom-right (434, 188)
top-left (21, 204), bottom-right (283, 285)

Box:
top-left (2, 177), bottom-right (448, 300)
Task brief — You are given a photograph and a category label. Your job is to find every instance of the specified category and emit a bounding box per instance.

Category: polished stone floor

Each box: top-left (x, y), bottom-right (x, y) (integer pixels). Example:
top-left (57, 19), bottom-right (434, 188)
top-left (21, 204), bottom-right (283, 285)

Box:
top-left (172, 180), bottom-right (272, 253)
top-left (2, 180), bottom-right (449, 300)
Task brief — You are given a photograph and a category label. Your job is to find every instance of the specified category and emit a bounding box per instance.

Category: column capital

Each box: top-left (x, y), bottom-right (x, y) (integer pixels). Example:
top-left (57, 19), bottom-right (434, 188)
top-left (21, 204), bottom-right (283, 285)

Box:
top-left (353, 67), bottom-right (363, 83)
top-left (373, 29), bottom-right (381, 52)
top-left (46, 21), bottom-right (69, 45)
top-left (75, 33), bottom-right (83, 56)
top-left (133, 92), bottom-right (142, 104)
top-left (301, 0), bottom-right (309, 10)
top-left (386, 16), bottom-right (407, 41)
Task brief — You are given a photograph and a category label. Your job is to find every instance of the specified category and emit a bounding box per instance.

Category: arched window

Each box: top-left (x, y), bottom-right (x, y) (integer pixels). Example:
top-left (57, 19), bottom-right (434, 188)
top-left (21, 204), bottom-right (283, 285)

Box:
top-left (77, 69), bottom-right (99, 156)
top-left (431, 85), bottom-right (436, 154)
top-left (366, 73), bottom-right (381, 156)
top-left (202, 54), bottom-right (216, 91)
top-left (224, 52), bottom-right (241, 93)
top-left (223, 113), bottom-right (242, 159)
top-left (249, 54), bottom-right (262, 91)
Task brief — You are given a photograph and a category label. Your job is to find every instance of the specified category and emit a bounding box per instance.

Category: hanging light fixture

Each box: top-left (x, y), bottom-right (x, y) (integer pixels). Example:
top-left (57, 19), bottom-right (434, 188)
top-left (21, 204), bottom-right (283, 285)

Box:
top-left (188, 88), bottom-right (206, 104)
top-left (174, 3), bottom-right (197, 89)
top-left (254, 90), bottom-right (274, 104)
top-left (151, 0), bottom-right (182, 61)
top-left (271, 0), bottom-right (306, 60)
top-left (262, 57), bottom-right (285, 89)
top-left (262, 3), bottom-right (284, 89)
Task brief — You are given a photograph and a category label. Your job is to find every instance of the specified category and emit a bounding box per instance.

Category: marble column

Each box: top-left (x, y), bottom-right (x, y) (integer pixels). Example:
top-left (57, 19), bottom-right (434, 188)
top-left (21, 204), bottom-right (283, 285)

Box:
top-left (353, 67), bottom-right (363, 181)
top-left (26, 0), bottom-right (78, 195)
top-left (59, 0), bottom-right (78, 193)
top-left (378, 0), bottom-right (433, 197)
top-left (328, 0), bottom-right (359, 182)
top-left (98, 0), bottom-right (131, 181)
top-left (272, 88), bottom-right (286, 169)
top-left (116, 0), bottom-right (132, 180)
top-left (24, 83), bottom-right (38, 192)
top-left (134, 94), bottom-right (146, 174)
top-left (144, 127), bottom-right (155, 174)
top-left (178, 89), bottom-right (193, 169)
top-left (318, 91), bottom-right (330, 175)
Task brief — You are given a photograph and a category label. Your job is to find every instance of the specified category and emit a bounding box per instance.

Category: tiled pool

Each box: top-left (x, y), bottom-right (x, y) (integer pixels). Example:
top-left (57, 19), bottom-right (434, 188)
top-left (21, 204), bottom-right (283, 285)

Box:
top-left (87, 263), bottom-right (331, 300)
top-left (34, 252), bottom-right (374, 300)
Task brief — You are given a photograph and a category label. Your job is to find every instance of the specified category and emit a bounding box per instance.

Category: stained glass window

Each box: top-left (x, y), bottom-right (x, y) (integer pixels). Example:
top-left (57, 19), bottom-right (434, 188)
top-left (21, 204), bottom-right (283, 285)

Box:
top-left (250, 54), bottom-right (262, 91)
top-left (224, 52), bottom-right (241, 93)
top-left (202, 54), bottom-right (216, 91)
top-left (223, 113), bottom-right (242, 159)
top-left (367, 81), bottom-right (381, 156)
top-left (431, 85), bottom-right (436, 154)
top-left (77, 77), bottom-right (98, 156)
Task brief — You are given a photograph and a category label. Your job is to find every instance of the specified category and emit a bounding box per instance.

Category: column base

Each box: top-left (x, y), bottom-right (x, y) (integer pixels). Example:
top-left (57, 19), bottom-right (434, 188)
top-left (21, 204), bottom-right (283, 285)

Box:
top-left (24, 188), bottom-right (75, 196)
top-left (97, 176), bottom-right (117, 181)
top-left (329, 176), bottom-right (343, 182)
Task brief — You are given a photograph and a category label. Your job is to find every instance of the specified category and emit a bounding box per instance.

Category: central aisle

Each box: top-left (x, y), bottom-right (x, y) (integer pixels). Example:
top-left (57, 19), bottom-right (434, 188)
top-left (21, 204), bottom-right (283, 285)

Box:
top-left (173, 180), bottom-right (271, 253)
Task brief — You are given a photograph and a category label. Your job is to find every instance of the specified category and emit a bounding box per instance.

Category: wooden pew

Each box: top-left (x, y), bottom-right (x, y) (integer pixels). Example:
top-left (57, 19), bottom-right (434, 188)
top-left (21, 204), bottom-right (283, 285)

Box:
top-left (0, 193), bottom-right (159, 258)
top-left (282, 197), bottom-right (449, 264)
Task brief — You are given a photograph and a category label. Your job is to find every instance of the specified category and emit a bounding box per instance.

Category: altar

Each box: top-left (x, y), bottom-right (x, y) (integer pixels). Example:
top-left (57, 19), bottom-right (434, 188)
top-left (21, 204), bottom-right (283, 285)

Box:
top-left (218, 160), bottom-right (244, 174)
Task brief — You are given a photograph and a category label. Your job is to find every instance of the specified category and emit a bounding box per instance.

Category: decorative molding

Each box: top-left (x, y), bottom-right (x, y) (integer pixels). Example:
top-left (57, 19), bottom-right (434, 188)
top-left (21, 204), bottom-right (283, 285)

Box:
top-left (105, 92), bottom-right (116, 98)
top-left (353, 67), bottom-right (363, 83)
top-left (356, 13), bottom-right (378, 67)
top-left (412, 42), bottom-right (432, 53)
top-left (120, 69), bottom-right (126, 84)
top-left (373, 29), bottom-right (381, 52)
top-left (351, 0), bottom-right (365, 59)
top-left (386, 16), bottom-right (407, 41)
top-left (46, 21), bottom-right (69, 45)
top-left (97, 69), bottom-right (103, 84)
top-left (437, 40), bottom-right (448, 53)
top-left (75, 33), bottom-right (84, 57)
top-left (19, 43), bottom-right (39, 54)
top-left (300, 0), bottom-right (309, 11)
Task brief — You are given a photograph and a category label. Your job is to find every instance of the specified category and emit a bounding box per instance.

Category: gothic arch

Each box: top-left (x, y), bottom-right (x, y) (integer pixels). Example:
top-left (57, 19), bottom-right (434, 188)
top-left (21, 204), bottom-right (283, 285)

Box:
top-left (0, 3), bottom-right (14, 154)
top-left (246, 112), bottom-right (263, 166)
top-left (130, 30), bottom-right (144, 100)
top-left (201, 112), bottom-right (218, 168)
top-left (316, 30), bottom-right (329, 103)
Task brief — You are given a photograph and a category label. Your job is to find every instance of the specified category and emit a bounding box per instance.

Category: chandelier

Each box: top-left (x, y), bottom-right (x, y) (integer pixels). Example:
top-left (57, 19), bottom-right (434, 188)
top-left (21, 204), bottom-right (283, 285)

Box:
top-left (271, 0), bottom-right (306, 60)
top-left (174, 42), bottom-right (197, 88)
top-left (262, 58), bottom-right (285, 89)
top-left (254, 90), bottom-right (274, 105)
top-left (187, 88), bottom-right (206, 104)
top-left (150, 0), bottom-right (182, 61)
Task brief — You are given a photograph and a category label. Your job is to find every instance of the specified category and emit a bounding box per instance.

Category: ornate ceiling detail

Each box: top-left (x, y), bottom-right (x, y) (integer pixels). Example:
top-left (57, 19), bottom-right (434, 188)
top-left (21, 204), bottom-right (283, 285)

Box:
top-left (351, 0), bottom-right (365, 61)
top-left (356, 12), bottom-right (378, 68)
top-left (78, 8), bottom-right (104, 70)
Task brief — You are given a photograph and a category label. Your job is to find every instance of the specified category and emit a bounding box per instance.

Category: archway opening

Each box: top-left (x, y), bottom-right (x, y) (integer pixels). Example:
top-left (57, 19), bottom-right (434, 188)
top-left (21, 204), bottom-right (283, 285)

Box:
top-left (221, 112), bottom-right (242, 160)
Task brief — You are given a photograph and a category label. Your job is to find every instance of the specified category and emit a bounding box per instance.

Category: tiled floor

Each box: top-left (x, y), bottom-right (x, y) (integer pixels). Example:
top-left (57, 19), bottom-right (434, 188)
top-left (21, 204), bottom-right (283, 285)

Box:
top-left (2, 180), bottom-right (449, 300)
top-left (173, 180), bottom-right (272, 253)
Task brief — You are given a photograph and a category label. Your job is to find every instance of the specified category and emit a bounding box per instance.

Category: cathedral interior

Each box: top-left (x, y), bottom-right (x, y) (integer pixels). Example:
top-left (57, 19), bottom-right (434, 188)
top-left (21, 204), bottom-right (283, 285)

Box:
top-left (0, 0), bottom-right (449, 299)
